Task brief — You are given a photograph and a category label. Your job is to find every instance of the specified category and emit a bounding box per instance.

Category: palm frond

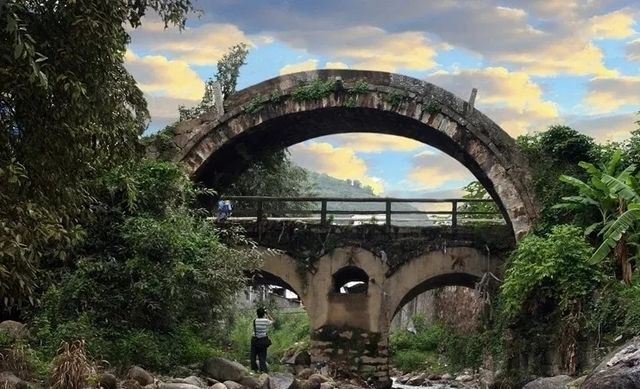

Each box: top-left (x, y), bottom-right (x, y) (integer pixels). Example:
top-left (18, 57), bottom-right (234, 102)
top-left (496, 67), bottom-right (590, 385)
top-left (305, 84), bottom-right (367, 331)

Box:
top-left (584, 222), bottom-right (602, 236)
top-left (602, 174), bottom-right (640, 202)
top-left (559, 175), bottom-right (598, 198)
top-left (561, 195), bottom-right (600, 206)
top-left (592, 209), bottom-right (640, 263)
top-left (605, 150), bottom-right (622, 175)
top-left (579, 161), bottom-right (602, 177)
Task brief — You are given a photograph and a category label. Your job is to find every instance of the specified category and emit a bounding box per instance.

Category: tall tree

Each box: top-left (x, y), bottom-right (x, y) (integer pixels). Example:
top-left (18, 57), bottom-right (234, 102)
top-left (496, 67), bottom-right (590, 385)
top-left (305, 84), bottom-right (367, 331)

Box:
top-left (0, 0), bottom-right (195, 314)
top-left (178, 43), bottom-right (249, 121)
top-left (156, 43), bottom-right (310, 198)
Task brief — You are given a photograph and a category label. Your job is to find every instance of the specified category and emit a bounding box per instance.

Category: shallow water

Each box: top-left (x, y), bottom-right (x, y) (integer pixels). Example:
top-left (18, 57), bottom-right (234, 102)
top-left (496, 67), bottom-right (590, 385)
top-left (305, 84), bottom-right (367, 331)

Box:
top-left (392, 379), bottom-right (459, 389)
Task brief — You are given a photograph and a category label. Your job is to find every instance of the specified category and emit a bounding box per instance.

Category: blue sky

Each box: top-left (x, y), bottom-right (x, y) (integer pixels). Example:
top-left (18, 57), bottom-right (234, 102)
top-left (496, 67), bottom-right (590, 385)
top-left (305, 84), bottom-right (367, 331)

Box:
top-left (125, 0), bottom-right (640, 196)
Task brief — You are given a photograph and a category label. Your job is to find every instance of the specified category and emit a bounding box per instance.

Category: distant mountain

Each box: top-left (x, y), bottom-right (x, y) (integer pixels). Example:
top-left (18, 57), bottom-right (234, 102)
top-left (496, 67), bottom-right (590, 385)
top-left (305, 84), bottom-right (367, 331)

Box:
top-left (305, 171), bottom-right (419, 213)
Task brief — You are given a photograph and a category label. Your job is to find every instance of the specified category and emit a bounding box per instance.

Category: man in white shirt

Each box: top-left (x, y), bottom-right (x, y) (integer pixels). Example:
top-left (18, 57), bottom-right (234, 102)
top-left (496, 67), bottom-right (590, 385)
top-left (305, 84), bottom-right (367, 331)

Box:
top-left (250, 307), bottom-right (274, 372)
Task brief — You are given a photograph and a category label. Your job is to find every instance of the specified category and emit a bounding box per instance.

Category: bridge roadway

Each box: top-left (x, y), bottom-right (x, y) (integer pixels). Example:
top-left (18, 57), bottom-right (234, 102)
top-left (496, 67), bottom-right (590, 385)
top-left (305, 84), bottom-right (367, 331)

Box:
top-left (220, 211), bottom-right (514, 388)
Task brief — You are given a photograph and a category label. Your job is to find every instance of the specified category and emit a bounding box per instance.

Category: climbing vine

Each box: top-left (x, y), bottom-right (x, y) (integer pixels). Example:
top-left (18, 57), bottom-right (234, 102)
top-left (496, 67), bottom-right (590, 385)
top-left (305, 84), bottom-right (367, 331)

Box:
top-left (291, 79), bottom-right (336, 102)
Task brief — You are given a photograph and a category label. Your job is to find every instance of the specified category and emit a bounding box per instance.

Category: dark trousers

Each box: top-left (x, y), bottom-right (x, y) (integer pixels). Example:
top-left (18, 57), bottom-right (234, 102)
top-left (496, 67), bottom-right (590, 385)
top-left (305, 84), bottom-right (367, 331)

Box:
top-left (250, 338), bottom-right (268, 372)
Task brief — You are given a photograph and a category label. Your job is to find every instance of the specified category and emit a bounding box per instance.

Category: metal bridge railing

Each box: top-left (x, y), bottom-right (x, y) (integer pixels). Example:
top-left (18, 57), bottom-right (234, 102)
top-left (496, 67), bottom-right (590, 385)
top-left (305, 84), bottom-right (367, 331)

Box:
top-left (218, 196), bottom-right (504, 228)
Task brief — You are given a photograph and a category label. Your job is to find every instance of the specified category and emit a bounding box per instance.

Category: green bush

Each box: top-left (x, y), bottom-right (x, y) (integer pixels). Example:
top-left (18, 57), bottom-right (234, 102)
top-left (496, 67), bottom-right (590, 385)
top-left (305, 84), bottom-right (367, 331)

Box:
top-left (29, 160), bottom-right (260, 372)
top-left (392, 349), bottom-right (431, 372)
top-left (390, 318), bottom-right (482, 373)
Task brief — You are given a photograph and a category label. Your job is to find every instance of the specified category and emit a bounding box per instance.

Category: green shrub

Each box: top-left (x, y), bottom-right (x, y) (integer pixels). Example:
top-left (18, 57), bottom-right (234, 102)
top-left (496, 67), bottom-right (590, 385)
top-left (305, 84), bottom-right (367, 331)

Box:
top-left (392, 349), bottom-right (430, 372)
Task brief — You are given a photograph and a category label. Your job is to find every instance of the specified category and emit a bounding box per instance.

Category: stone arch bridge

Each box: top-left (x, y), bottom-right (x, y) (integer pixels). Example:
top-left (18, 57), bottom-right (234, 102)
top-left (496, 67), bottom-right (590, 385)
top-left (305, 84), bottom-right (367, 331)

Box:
top-left (168, 69), bottom-right (538, 388)
top-left (241, 221), bottom-right (513, 388)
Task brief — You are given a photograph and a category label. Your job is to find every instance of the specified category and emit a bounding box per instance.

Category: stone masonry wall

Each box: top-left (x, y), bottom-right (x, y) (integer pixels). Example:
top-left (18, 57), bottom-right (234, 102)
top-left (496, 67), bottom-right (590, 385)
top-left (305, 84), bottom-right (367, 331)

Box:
top-left (310, 326), bottom-right (391, 389)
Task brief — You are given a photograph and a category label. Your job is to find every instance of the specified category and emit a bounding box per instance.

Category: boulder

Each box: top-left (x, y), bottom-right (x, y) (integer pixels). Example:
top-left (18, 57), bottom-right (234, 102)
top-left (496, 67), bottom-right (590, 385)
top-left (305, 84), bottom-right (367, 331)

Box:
top-left (223, 381), bottom-right (244, 389)
top-left (99, 372), bottom-right (118, 389)
top-left (257, 373), bottom-right (270, 389)
top-left (122, 380), bottom-right (143, 389)
top-left (522, 375), bottom-right (573, 389)
top-left (0, 371), bottom-right (27, 389)
top-left (455, 374), bottom-right (473, 382)
top-left (440, 373), bottom-right (452, 381)
top-left (319, 383), bottom-right (333, 389)
top-left (203, 357), bottom-right (249, 382)
top-left (307, 374), bottom-right (330, 384)
top-left (297, 368), bottom-right (314, 380)
top-left (239, 375), bottom-right (262, 388)
top-left (168, 376), bottom-right (205, 387)
top-left (285, 351), bottom-right (311, 367)
top-left (583, 337), bottom-right (640, 389)
top-left (406, 373), bottom-right (426, 385)
top-left (300, 380), bottom-right (320, 389)
top-left (128, 366), bottom-right (154, 386)
top-left (210, 384), bottom-right (226, 389)
top-left (158, 384), bottom-right (201, 389)
top-left (0, 321), bottom-right (27, 340)
top-left (566, 375), bottom-right (586, 388)
top-left (269, 372), bottom-right (296, 389)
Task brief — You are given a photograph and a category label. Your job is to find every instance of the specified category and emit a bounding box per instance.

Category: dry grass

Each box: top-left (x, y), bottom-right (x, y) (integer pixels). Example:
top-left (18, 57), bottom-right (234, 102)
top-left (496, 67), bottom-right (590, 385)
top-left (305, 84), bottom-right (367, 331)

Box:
top-left (0, 345), bottom-right (31, 380)
top-left (50, 340), bottom-right (96, 389)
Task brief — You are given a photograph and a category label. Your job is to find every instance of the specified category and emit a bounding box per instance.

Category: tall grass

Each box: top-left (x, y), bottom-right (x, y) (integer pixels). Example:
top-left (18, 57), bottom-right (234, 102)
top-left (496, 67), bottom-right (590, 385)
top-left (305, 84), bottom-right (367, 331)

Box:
top-left (228, 309), bottom-right (310, 369)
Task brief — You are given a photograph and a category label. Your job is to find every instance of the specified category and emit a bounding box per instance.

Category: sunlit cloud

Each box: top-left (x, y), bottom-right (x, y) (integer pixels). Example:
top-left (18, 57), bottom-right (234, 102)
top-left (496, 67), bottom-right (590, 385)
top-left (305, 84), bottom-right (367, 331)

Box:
top-left (584, 76), bottom-right (640, 113)
top-left (325, 61), bottom-right (349, 69)
top-left (124, 50), bottom-right (204, 100)
top-left (321, 133), bottom-right (424, 153)
top-left (279, 59), bottom-right (318, 75)
top-left (626, 39), bottom-right (640, 62)
top-left (289, 142), bottom-right (384, 193)
top-left (589, 10), bottom-right (636, 39)
top-left (407, 150), bottom-right (473, 190)
top-left (128, 20), bottom-right (258, 65)
top-left (568, 112), bottom-right (639, 143)
top-left (426, 67), bottom-right (559, 135)
top-left (277, 26), bottom-right (438, 72)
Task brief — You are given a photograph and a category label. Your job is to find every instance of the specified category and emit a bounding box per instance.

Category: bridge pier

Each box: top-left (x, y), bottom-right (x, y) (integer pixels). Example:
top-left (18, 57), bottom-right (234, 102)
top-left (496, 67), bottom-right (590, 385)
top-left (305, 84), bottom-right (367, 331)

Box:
top-left (310, 326), bottom-right (391, 388)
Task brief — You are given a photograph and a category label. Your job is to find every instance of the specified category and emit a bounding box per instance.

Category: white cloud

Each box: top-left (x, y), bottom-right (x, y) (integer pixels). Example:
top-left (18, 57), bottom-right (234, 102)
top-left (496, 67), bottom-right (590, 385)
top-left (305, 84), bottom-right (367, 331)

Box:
top-left (279, 59), bottom-right (319, 75)
top-left (289, 142), bottom-right (384, 193)
top-left (626, 39), bottom-right (640, 62)
top-left (128, 20), bottom-right (257, 65)
top-left (426, 67), bottom-right (559, 135)
top-left (325, 61), bottom-right (349, 69)
top-left (407, 150), bottom-right (473, 190)
top-left (584, 76), bottom-right (640, 113)
top-left (124, 50), bottom-right (204, 100)
top-left (277, 26), bottom-right (438, 72)
top-left (312, 133), bottom-right (423, 153)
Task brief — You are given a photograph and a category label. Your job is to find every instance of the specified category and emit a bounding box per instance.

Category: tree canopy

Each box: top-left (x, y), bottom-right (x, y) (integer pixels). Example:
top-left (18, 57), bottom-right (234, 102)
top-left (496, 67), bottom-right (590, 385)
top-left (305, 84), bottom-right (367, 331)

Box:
top-left (0, 0), bottom-right (195, 314)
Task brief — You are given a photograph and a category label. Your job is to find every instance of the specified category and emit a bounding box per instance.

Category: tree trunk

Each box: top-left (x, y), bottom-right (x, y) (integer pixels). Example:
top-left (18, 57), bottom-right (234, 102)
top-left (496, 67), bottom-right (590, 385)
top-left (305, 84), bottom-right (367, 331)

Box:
top-left (614, 237), bottom-right (632, 285)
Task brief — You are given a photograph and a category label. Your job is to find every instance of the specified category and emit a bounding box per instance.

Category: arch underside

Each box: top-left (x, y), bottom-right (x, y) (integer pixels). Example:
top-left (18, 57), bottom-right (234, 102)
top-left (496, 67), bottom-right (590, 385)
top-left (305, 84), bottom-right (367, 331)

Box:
top-left (195, 107), bottom-right (511, 227)
top-left (248, 270), bottom-right (301, 299)
top-left (392, 272), bottom-right (479, 318)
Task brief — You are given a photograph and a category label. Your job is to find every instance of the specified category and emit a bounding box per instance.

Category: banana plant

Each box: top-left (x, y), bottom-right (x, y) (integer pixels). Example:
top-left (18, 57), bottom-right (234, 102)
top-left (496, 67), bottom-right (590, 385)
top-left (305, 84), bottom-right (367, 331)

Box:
top-left (555, 150), bottom-right (639, 284)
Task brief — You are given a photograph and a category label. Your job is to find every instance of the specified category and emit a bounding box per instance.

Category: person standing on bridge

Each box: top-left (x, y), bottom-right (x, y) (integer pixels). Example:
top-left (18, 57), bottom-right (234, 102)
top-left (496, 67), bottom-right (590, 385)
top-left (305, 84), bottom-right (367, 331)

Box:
top-left (250, 307), bottom-right (274, 372)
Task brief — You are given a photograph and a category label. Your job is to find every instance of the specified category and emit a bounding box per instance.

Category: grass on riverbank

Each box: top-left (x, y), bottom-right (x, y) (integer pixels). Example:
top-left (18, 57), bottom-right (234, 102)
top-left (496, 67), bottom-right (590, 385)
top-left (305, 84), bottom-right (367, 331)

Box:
top-left (389, 318), bottom-right (484, 374)
top-left (227, 308), bottom-right (310, 370)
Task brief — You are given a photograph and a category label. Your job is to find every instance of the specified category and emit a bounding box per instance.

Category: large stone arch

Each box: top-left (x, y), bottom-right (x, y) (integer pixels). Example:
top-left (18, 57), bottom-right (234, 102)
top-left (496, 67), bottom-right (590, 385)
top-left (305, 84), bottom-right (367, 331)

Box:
top-left (173, 69), bottom-right (538, 238)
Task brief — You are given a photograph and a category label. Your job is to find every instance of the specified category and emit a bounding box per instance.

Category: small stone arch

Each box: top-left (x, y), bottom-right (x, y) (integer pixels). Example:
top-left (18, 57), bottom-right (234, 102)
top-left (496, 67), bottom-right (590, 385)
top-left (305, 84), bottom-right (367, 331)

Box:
top-left (332, 265), bottom-right (370, 294)
top-left (257, 252), bottom-right (307, 302)
top-left (385, 246), bottom-right (500, 322)
top-left (173, 69), bottom-right (538, 238)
